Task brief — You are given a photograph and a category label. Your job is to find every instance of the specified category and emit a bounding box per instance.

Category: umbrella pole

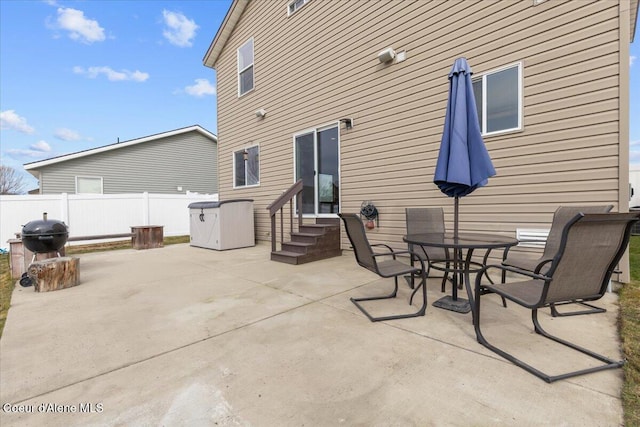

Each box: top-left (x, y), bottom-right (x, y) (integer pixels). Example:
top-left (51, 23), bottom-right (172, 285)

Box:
top-left (454, 196), bottom-right (459, 239)
top-left (431, 195), bottom-right (471, 313)
top-left (453, 196), bottom-right (459, 300)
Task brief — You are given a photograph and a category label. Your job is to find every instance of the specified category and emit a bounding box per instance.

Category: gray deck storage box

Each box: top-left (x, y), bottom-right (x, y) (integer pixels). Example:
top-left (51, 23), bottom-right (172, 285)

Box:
top-left (188, 199), bottom-right (254, 250)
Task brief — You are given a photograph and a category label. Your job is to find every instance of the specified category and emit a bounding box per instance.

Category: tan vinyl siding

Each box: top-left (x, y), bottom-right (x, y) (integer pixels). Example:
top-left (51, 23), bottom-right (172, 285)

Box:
top-left (37, 131), bottom-right (218, 194)
top-left (212, 0), bottom-right (629, 264)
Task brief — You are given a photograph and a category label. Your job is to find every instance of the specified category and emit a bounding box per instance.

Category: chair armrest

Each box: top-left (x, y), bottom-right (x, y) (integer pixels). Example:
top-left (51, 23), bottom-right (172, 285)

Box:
top-left (533, 258), bottom-right (553, 274)
top-left (477, 264), bottom-right (551, 285)
top-left (372, 250), bottom-right (427, 270)
top-left (371, 243), bottom-right (395, 259)
top-left (372, 249), bottom-right (412, 259)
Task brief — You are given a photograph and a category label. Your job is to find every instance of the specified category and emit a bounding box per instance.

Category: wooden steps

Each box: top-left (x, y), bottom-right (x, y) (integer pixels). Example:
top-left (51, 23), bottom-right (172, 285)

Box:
top-left (270, 219), bottom-right (342, 265)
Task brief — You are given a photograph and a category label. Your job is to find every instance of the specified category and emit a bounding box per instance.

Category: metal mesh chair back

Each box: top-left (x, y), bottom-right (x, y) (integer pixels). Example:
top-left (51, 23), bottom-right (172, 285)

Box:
top-left (338, 213), bottom-right (377, 273)
top-left (405, 208), bottom-right (447, 260)
top-left (542, 205), bottom-right (613, 260)
top-left (543, 212), bottom-right (636, 304)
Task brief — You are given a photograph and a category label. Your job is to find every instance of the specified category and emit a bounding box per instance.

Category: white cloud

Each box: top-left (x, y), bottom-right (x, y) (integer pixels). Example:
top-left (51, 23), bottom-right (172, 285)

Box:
top-left (631, 55), bottom-right (637, 67)
top-left (162, 10), bottom-right (198, 47)
top-left (5, 140), bottom-right (52, 159)
top-left (56, 7), bottom-right (105, 44)
top-left (184, 79), bottom-right (216, 97)
top-left (30, 140), bottom-right (51, 152)
top-left (0, 110), bottom-right (35, 134)
top-left (54, 128), bottom-right (82, 141)
top-left (74, 66), bottom-right (149, 82)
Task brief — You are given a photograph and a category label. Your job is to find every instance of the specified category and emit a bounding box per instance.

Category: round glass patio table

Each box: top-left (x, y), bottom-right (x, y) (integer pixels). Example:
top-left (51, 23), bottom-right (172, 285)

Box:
top-left (403, 232), bottom-right (518, 317)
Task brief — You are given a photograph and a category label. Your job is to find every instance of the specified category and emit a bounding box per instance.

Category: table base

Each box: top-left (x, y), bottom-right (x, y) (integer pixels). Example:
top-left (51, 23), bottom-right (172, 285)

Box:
top-left (432, 295), bottom-right (471, 314)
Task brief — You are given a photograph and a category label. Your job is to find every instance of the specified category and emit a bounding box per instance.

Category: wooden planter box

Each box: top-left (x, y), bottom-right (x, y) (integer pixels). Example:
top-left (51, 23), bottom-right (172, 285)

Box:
top-left (131, 225), bottom-right (164, 250)
top-left (8, 238), bottom-right (65, 278)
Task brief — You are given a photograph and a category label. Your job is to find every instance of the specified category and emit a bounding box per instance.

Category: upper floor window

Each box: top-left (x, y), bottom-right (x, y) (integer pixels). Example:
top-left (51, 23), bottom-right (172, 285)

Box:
top-left (237, 38), bottom-right (254, 96)
top-left (234, 145), bottom-right (260, 188)
top-left (76, 176), bottom-right (103, 194)
top-left (472, 62), bottom-right (523, 136)
top-left (288, 0), bottom-right (310, 16)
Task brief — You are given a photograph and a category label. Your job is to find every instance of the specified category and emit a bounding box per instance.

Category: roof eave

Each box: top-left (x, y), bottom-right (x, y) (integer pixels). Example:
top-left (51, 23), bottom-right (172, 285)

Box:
top-left (24, 125), bottom-right (217, 171)
top-left (203, 0), bottom-right (250, 69)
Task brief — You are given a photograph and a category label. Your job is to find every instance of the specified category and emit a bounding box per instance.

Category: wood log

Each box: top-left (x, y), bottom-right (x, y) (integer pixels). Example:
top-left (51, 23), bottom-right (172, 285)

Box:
top-left (27, 257), bottom-right (80, 292)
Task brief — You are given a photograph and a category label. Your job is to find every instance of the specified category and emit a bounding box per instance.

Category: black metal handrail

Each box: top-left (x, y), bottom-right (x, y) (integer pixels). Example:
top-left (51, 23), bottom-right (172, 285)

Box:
top-left (266, 180), bottom-right (304, 252)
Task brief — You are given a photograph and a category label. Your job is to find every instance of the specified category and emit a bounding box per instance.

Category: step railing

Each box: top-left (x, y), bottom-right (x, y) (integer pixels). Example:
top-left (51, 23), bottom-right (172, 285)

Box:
top-left (266, 180), bottom-right (304, 253)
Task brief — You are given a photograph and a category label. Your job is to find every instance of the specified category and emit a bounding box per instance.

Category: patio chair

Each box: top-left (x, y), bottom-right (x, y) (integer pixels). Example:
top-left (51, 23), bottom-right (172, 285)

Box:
top-left (405, 208), bottom-right (450, 292)
top-left (473, 212), bottom-right (638, 383)
top-left (502, 204), bottom-right (613, 316)
top-left (338, 213), bottom-right (427, 322)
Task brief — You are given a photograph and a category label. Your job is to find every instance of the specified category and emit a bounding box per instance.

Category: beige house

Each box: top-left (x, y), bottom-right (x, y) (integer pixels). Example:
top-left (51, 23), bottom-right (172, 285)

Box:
top-left (204, 0), bottom-right (638, 273)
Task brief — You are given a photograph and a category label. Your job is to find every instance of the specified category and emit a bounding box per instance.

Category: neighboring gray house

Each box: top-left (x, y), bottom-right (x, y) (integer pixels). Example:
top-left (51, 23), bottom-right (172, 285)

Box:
top-left (24, 125), bottom-right (218, 195)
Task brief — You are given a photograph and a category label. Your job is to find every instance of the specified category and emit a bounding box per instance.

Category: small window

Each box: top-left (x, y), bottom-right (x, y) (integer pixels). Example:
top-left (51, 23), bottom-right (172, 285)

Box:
top-left (234, 145), bottom-right (260, 188)
top-left (472, 62), bottom-right (523, 136)
top-left (76, 176), bottom-right (103, 194)
top-left (288, 0), bottom-right (310, 16)
top-left (237, 38), bottom-right (254, 96)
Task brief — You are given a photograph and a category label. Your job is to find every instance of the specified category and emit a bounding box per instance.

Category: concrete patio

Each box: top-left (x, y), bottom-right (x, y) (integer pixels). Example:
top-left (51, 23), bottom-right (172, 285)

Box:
top-left (0, 242), bottom-right (624, 426)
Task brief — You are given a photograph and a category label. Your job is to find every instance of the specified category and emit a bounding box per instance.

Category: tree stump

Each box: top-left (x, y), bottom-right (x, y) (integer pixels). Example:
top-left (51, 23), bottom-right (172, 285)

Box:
top-left (27, 257), bottom-right (80, 292)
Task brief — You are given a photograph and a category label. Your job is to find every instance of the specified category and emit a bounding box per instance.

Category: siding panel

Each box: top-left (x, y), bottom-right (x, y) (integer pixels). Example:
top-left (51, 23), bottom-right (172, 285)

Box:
top-left (211, 0), bottom-right (628, 251)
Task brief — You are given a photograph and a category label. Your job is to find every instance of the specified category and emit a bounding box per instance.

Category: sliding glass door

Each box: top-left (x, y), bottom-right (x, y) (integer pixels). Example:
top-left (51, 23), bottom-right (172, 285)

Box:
top-left (294, 125), bottom-right (340, 215)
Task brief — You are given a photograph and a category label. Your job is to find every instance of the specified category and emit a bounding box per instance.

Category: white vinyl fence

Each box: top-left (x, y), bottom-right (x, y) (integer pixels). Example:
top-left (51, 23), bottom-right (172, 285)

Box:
top-left (0, 192), bottom-right (218, 250)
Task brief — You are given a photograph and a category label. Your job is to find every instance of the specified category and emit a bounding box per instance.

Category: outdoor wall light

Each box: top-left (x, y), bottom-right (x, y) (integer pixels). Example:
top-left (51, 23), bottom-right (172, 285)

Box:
top-left (242, 149), bottom-right (249, 161)
top-left (377, 47), bottom-right (396, 63)
top-left (340, 118), bottom-right (354, 130)
top-left (255, 108), bottom-right (267, 118)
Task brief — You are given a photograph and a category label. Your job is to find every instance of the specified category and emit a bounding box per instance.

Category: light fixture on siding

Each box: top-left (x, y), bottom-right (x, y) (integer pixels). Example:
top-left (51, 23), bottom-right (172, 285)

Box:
top-left (340, 118), bottom-right (353, 130)
top-left (243, 149), bottom-right (249, 161)
top-left (255, 108), bottom-right (267, 118)
top-left (377, 47), bottom-right (396, 63)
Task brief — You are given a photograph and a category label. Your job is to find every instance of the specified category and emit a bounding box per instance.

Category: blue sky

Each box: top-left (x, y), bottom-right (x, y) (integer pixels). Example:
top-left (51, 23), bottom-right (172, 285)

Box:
top-left (0, 1), bottom-right (639, 192)
top-left (0, 0), bottom-right (232, 191)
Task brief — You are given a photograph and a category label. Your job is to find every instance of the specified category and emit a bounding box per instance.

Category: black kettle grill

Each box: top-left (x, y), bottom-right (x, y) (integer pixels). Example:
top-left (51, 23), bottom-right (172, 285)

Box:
top-left (19, 213), bottom-right (68, 287)
top-left (21, 212), bottom-right (69, 254)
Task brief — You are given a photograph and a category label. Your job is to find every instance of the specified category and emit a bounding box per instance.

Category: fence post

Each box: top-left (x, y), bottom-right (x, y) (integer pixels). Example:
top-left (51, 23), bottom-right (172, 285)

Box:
top-left (142, 192), bottom-right (150, 225)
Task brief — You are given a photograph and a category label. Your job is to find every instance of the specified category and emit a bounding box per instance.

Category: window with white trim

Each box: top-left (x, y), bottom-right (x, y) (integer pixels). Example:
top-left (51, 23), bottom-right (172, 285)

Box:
top-left (237, 38), bottom-right (254, 96)
top-left (288, 0), bottom-right (310, 16)
top-left (472, 62), bottom-right (523, 136)
top-left (76, 176), bottom-right (103, 194)
top-left (233, 145), bottom-right (260, 188)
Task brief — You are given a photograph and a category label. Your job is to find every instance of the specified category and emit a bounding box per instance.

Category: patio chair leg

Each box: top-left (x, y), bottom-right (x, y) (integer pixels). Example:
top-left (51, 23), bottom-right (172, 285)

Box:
top-left (352, 272), bottom-right (427, 322)
top-left (404, 261), bottom-right (430, 290)
top-left (549, 301), bottom-right (606, 317)
top-left (474, 295), bottom-right (624, 382)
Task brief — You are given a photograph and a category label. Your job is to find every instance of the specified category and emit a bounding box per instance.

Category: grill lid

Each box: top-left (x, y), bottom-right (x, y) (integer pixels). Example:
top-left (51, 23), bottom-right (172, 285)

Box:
top-left (21, 212), bottom-right (69, 253)
top-left (22, 212), bottom-right (68, 237)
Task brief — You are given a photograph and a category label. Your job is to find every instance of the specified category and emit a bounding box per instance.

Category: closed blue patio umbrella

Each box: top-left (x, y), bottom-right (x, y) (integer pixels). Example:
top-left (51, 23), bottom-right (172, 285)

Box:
top-left (432, 57), bottom-right (496, 312)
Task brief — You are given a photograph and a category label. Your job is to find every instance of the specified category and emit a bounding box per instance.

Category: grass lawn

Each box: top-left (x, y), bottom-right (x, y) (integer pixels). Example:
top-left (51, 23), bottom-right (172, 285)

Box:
top-left (0, 235), bottom-right (639, 423)
top-left (622, 236), bottom-right (640, 426)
